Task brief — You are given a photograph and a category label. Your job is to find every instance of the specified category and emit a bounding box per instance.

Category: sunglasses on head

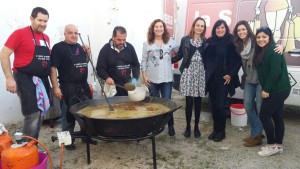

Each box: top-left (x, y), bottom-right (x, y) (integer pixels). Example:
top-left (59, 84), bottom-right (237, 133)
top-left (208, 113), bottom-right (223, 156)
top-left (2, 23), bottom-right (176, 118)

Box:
top-left (159, 49), bottom-right (163, 59)
top-left (256, 26), bottom-right (269, 31)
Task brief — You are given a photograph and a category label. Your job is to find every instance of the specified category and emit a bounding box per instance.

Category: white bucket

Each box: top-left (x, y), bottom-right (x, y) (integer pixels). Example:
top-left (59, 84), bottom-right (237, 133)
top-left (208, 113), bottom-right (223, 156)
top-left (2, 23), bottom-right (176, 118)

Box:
top-left (230, 104), bottom-right (247, 127)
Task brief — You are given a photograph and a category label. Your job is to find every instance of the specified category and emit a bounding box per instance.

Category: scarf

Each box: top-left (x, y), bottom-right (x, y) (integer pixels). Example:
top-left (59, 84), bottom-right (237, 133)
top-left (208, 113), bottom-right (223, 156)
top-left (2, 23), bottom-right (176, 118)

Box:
top-left (240, 39), bottom-right (253, 69)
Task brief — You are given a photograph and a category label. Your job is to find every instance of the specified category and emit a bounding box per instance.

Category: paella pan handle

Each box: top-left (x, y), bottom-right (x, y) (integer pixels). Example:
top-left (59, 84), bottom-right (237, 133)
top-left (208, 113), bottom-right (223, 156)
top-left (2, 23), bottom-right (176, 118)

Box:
top-left (78, 33), bottom-right (114, 111)
top-left (170, 106), bottom-right (182, 113)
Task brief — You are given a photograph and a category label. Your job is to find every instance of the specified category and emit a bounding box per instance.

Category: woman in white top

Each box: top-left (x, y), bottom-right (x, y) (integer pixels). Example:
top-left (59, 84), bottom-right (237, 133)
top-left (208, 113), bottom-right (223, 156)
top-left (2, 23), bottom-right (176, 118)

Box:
top-left (141, 19), bottom-right (179, 136)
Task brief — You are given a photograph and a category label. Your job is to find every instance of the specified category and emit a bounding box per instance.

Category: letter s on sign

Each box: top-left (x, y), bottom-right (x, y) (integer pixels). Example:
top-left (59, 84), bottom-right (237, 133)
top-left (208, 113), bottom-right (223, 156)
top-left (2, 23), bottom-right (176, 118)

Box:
top-left (219, 10), bottom-right (232, 25)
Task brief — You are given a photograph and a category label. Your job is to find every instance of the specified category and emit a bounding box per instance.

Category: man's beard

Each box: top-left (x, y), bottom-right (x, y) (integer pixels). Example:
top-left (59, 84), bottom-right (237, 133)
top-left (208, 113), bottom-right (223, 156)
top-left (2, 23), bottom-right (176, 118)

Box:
top-left (116, 45), bottom-right (124, 50)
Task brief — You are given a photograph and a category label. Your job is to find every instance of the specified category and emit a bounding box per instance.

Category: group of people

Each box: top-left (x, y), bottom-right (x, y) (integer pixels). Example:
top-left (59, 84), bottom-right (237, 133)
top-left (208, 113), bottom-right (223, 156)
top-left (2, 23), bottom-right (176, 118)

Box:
top-left (0, 6), bottom-right (291, 157)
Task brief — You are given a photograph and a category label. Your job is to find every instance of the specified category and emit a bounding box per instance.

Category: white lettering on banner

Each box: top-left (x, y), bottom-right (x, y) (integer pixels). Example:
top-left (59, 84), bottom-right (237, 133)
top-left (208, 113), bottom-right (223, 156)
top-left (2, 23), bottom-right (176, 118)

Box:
top-left (164, 14), bottom-right (173, 25)
top-left (194, 10), bottom-right (232, 27)
top-left (202, 15), bottom-right (211, 27)
top-left (219, 10), bottom-right (232, 25)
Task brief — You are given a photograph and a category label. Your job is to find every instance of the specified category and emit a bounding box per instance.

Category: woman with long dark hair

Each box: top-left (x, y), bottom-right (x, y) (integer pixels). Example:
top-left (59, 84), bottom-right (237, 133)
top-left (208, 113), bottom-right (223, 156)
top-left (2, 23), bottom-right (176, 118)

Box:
top-left (233, 20), bottom-right (283, 147)
top-left (204, 19), bottom-right (241, 142)
top-left (254, 26), bottom-right (291, 156)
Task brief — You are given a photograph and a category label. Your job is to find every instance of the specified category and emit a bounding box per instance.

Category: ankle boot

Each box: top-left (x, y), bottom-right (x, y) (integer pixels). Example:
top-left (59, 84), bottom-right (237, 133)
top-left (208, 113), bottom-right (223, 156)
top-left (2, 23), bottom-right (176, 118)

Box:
top-left (208, 130), bottom-right (218, 140)
top-left (243, 135), bottom-right (263, 147)
top-left (183, 127), bottom-right (191, 138)
top-left (168, 125), bottom-right (175, 136)
top-left (194, 127), bottom-right (201, 138)
top-left (244, 134), bottom-right (265, 142)
top-left (243, 135), bottom-right (252, 142)
top-left (213, 131), bottom-right (226, 142)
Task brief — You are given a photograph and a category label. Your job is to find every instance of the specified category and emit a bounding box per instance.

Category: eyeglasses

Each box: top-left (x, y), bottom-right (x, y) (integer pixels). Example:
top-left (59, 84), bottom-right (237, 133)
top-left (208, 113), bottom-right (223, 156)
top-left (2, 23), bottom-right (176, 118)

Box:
top-left (159, 49), bottom-right (163, 59)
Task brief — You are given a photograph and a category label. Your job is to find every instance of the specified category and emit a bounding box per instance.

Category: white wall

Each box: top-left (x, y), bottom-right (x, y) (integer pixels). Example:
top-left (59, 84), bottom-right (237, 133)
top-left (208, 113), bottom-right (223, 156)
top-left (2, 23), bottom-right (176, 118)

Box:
top-left (0, 0), bottom-right (168, 125)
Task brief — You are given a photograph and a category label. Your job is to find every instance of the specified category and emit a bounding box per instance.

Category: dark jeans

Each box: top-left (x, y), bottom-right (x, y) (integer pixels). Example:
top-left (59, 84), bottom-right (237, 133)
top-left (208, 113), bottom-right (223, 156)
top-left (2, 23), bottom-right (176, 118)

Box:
top-left (259, 89), bottom-right (290, 144)
top-left (149, 82), bottom-right (174, 126)
top-left (207, 80), bottom-right (228, 132)
top-left (60, 82), bottom-right (92, 133)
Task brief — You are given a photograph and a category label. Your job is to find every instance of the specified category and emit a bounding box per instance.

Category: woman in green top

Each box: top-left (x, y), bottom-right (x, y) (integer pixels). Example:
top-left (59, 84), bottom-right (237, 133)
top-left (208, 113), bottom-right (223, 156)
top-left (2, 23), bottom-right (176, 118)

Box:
top-left (253, 26), bottom-right (291, 157)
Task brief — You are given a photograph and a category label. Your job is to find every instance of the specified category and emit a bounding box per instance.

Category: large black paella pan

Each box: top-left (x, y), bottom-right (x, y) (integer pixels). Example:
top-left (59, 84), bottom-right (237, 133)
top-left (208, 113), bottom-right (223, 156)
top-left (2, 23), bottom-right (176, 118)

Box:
top-left (69, 96), bottom-right (180, 138)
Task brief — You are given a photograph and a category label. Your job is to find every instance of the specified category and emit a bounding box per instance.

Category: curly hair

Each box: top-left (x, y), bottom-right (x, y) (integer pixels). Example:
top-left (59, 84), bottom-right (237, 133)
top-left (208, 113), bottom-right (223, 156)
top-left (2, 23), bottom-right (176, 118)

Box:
top-left (147, 19), bottom-right (170, 44)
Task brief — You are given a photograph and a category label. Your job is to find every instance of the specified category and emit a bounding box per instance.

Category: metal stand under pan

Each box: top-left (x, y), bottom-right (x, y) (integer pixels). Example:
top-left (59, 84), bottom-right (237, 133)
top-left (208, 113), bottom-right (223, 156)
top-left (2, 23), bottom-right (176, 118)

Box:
top-left (71, 128), bottom-right (164, 169)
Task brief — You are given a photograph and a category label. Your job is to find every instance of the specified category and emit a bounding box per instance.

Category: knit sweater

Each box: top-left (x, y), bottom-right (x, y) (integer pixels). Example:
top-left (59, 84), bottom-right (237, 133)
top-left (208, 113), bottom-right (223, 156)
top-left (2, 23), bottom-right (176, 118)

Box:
top-left (256, 44), bottom-right (291, 94)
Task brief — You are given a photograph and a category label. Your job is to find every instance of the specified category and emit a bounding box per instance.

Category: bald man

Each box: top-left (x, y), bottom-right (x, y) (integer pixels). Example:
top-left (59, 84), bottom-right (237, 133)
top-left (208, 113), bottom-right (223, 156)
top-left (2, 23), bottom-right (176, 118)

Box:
top-left (50, 24), bottom-right (96, 150)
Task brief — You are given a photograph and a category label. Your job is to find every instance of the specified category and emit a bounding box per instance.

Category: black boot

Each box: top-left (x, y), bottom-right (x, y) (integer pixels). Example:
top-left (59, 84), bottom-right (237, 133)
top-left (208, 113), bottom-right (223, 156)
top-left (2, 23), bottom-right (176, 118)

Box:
top-left (208, 130), bottom-right (218, 140)
top-left (194, 127), bottom-right (201, 138)
top-left (65, 139), bottom-right (76, 150)
top-left (168, 125), bottom-right (175, 136)
top-left (213, 131), bottom-right (226, 142)
top-left (183, 127), bottom-right (191, 138)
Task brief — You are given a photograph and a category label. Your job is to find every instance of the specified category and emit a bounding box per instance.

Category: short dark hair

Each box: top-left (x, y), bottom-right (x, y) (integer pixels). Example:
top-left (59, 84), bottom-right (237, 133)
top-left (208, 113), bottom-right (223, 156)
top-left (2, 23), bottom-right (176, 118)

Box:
top-left (31, 7), bottom-right (49, 19)
top-left (113, 26), bottom-right (127, 37)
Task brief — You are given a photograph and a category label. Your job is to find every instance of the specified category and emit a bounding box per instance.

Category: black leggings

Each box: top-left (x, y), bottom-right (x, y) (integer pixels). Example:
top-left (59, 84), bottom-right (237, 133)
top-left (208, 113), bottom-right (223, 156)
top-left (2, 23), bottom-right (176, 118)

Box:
top-left (185, 96), bottom-right (202, 128)
top-left (259, 89), bottom-right (290, 144)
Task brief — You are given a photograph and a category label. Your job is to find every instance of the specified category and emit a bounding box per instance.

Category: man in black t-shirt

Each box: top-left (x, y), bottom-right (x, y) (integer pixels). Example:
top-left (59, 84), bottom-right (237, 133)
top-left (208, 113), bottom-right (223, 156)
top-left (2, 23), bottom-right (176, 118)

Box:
top-left (50, 24), bottom-right (96, 150)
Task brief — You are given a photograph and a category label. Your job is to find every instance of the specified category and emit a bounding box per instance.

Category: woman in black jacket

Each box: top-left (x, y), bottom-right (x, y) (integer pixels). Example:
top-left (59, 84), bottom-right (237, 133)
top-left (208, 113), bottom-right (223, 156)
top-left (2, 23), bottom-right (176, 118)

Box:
top-left (204, 19), bottom-right (241, 142)
top-left (172, 17), bottom-right (208, 138)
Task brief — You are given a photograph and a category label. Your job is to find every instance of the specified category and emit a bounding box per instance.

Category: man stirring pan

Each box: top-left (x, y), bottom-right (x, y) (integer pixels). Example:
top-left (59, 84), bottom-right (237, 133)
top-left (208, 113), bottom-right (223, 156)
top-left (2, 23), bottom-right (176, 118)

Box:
top-left (96, 26), bottom-right (140, 96)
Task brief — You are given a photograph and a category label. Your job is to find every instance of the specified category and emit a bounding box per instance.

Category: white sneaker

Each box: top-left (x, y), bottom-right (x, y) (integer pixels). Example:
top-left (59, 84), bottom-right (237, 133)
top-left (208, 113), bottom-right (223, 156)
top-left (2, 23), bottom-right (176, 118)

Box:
top-left (258, 146), bottom-right (279, 156)
top-left (277, 146), bottom-right (283, 153)
top-left (261, 146), bottom-right (283, 153)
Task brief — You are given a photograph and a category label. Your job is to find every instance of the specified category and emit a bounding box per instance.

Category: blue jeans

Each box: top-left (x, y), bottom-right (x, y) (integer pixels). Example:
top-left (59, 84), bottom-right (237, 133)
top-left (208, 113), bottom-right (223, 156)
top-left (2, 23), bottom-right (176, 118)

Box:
top-left (149, 82), bottom-right (174, 126)
top-left (243, 83), bottom-right (263, 138)
top-left (149, 82), bottom-right (172, 99)
top-left (22, 111), bottom-right (43, 139)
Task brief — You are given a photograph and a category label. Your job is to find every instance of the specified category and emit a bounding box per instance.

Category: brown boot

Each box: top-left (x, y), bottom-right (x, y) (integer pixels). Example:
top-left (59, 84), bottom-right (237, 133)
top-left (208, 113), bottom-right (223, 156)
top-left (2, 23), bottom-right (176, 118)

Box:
top-left (243, 135), bottom-right (251, 142)
top-left (243, 134), bottom-right (265, 142)
top-left (243, 136), bottom-right (263, 147)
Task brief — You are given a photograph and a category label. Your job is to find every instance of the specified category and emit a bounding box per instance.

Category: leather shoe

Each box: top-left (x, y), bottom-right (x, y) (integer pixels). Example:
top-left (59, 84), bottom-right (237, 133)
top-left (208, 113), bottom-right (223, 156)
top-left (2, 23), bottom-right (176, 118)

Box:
top-left (208, 130), bottom-right (218, 140)
top-left (244, 134), bottom-right (265, 142)
top-left (183, 128), bottom-right (191, 138)
top-left (243, 135), bottom-right (252, 142)
top-left (65, 143), bottom-right (75, 150)
top-left (213, 131), bottom-right (226, 142)
top-left (243, 135), bottom-right (263, 147)
top-left (82, 138), bottom-right (98, 145)
top-left (168, 125), bottom-right (175, 136)
top-left (194, 128), bottom-right (201, 138)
